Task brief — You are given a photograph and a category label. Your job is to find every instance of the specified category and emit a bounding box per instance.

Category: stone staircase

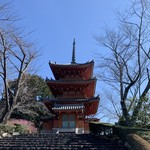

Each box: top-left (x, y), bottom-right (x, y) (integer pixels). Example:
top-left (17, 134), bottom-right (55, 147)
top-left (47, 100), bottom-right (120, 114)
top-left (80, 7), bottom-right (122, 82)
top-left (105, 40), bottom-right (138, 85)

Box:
top-left (0, 133), bottom-right (128, 150)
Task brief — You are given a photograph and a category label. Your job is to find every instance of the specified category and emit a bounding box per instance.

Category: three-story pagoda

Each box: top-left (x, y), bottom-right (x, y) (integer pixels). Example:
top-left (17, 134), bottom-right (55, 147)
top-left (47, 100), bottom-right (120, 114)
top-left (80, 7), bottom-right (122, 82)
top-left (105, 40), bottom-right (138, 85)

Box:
top-left (43, 40), bottom-right (100, 133)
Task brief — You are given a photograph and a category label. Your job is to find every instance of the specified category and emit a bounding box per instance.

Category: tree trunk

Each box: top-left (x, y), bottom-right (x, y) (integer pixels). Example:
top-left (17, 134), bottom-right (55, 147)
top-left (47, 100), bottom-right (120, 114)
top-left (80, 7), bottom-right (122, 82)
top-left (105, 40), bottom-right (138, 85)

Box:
top-left (0, 107), bottom-right (14, 124)
top-left (120, 100), bottom-right (130, 126)
top-left (131, 79), bottom-right (150, 125)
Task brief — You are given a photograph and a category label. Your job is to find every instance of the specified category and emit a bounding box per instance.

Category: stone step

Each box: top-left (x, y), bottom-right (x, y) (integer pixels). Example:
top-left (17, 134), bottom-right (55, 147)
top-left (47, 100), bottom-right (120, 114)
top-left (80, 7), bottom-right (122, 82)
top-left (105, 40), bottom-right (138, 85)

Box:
top-left (0, 145), bottom-right (127, 149)
top-left (0, 147), bottom-right (127, 150)
top-left (0, 133), bottom-right (128, 150)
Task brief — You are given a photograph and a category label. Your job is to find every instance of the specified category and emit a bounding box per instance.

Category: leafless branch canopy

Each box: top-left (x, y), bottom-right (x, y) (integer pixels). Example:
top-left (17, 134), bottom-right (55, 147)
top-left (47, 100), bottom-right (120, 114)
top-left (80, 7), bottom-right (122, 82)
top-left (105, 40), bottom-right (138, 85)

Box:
top-left (0, 1), bottom-right (39, 123)
top-left (95, 0), bottom-right (150, 125)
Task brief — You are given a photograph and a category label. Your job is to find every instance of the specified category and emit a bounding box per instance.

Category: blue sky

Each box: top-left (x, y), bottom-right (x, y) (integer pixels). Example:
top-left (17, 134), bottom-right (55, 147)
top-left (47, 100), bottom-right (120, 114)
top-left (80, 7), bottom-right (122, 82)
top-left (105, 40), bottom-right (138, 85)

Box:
top-left (13, 0), bottom-right (130, 79)
top-left (12, 0), bottom-right (132, 122)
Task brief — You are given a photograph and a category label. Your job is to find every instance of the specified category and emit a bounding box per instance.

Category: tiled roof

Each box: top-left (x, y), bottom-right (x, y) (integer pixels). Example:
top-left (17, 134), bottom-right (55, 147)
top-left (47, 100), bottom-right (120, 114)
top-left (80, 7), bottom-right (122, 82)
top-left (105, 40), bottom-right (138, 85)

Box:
top-left (46, 77), bottom-right (97, 83)
top-left (52, 103), bottom-right (84, 110)
top-left (44, 96), bottom-right (100, 103)
top-left (49, 60), bottom-right (94, 66)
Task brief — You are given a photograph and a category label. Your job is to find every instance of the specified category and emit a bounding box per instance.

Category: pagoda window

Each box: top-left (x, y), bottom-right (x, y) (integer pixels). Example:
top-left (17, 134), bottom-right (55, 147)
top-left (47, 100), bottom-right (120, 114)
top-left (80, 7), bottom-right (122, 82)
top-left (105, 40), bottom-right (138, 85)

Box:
top-left (62, 114), bottom-right (68, 128)
top-left (62, 114), bottom-right (76, 128)
top-left (69, 114), bottom-right (76, 128)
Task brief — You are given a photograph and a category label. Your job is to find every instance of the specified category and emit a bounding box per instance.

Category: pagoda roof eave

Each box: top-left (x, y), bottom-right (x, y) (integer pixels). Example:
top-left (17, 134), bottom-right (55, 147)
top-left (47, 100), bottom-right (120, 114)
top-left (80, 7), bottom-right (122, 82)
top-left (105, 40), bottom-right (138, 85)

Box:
top-left (43, 96), bottom-right (100, 103)
top-left (49, 60), bottom-right (94, 67)
top-left (44, 97), bottom-right (100, 115)
top-left (49, 60), bottom-right (94, 81)
top-left (46, 78), bottom-right (97, 98)
top-left (46, 77), bottom-right (97, 84)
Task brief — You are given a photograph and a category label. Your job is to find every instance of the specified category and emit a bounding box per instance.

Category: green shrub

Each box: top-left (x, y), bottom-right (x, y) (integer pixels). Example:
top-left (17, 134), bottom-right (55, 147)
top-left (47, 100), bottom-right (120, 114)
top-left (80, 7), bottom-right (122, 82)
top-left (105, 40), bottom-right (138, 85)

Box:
top-left (89, 122), bottom-right (114, 135)
top-left (113, 125), bottom-right (150, 141)
top-left (136, 131), bottom-right (150, 143)
top-left (0, 124), bottom-right (14, 134)
top-left (0, 123), bottom-right (28, 135)
top-left (89, 122), bottom-right (150, 141)
top-left (14, 124), bottom-right (28, 134)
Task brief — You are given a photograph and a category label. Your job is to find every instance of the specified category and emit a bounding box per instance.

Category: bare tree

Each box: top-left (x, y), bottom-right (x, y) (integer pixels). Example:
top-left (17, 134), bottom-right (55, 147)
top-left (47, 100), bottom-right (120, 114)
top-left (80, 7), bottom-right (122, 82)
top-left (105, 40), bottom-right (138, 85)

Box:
top-left (0, 1), bottom-right (38, 124)
top-left (95, 0), bottom-right (150, 126)
top-left (0, 1), bottom-right (17, 22)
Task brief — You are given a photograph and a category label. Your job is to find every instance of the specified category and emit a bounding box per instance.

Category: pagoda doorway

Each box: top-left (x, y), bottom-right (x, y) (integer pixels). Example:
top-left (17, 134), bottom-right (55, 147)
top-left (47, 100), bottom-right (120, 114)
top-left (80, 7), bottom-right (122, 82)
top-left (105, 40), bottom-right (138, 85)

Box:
top-left (62, 114), bottom-right (76, 128)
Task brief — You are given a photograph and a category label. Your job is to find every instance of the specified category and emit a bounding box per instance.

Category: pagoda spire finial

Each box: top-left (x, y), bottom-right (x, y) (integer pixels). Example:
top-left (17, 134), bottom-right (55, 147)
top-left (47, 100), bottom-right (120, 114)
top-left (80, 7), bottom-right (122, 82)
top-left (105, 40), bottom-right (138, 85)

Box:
top-left (71, 38), bottom-right (76, 64)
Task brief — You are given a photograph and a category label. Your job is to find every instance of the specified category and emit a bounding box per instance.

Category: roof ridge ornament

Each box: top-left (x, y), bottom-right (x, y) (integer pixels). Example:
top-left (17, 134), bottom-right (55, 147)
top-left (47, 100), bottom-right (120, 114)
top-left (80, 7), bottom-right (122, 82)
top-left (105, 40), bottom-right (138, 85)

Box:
top-left (71, 38), bottom-right (76, 64)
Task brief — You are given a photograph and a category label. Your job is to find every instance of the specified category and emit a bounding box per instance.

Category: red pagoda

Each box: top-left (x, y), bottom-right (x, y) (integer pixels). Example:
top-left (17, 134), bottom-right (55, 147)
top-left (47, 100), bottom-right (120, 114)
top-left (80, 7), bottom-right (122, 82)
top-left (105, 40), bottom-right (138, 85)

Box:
top-left (43, 39), bottom-right (100, 133)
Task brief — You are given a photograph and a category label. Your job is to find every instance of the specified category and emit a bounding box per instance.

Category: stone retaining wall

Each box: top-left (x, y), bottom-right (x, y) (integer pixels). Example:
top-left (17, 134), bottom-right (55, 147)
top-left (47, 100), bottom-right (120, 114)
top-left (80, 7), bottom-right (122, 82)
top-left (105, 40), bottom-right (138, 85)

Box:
top-left (126, 134), bottom-right (150, 150)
